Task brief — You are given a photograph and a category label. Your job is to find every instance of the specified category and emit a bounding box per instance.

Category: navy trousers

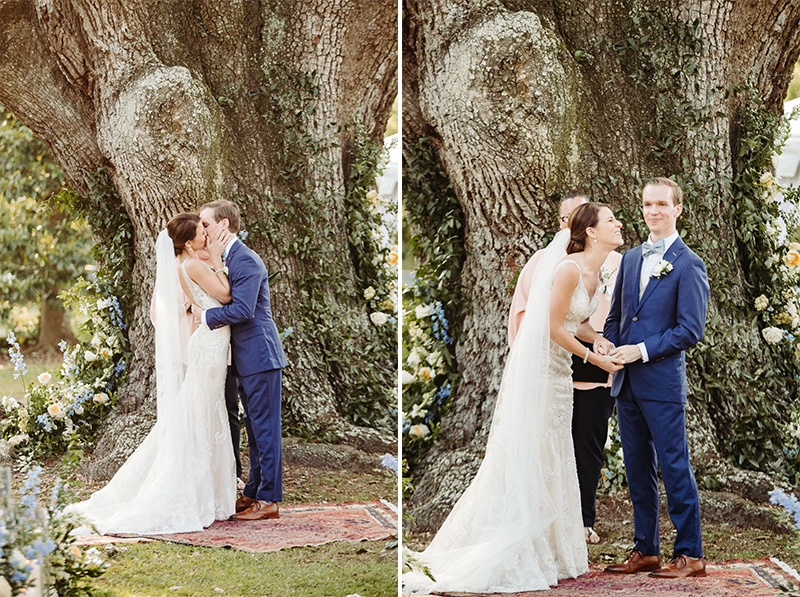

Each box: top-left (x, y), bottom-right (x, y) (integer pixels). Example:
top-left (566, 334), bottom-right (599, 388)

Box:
top-left (224, 365), bottom-right (242, 479)
top-left (240, 368), bottom-right (283, 502)
top-left (616, 376), bottom-right (703, 558)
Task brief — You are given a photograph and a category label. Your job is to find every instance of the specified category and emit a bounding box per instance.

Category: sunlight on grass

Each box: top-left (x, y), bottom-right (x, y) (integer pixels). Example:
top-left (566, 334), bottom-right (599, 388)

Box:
top-left (0, 361), bottom-right (56, 399)
top-left (89, 540), bottom-right (397, 597)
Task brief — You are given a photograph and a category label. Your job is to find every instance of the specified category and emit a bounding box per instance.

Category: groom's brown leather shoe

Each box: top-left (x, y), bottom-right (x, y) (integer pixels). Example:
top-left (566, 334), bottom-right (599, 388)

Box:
top-left (235, 494), bottom-right (255, 513)
top-left (604, 549), bottom-right (662, 574)
top-left (230, 500), bottom-right (279, 521)
top-left (649, 554), bottom-right (706, 578)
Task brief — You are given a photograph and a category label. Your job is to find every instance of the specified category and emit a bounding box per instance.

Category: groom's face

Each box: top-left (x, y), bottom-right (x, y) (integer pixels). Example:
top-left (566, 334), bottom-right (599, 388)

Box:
top-left (642, 184), bottom-right (682, 240)
top-left (199, 207), bottom-right (228, 239)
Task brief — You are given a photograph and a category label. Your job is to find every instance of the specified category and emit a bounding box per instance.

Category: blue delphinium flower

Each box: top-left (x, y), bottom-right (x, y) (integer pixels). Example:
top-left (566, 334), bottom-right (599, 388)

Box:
top-left (380, 453), bottom-right (399, 476)
top-left (769, 488), bottom-right (800, 530)
top-left (7, 332), bottom-right (27, 378)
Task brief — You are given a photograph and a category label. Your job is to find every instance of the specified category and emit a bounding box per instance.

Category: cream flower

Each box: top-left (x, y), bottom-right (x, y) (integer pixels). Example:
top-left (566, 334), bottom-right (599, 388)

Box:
top-left (96, 298), bottom-right (110, 310)
top-left (1, 395), bottom-right (19, 410)
top-left (387, 246), bottom-right (399, 265)
top-left (784, 250), bottom-right (800, 268)
top-left (0, 575), bottom-right (11, 597)
top-left (418, 366), bottom-right (434, 381)
top-left (370, 312), bottom-right (389, 326)
top-left (84, 350), bottom-right (97, 362)
top-left (47, 402), bottom-right (66, 419)
top-left (401, 370), bottom-right (415, 385)
top-left (754, 294), bottom-right (769, 311)
top-left (408, 424), bottom-right (430, 439)
top-left (100, 347), bottom-right (112, 359)
top-left (363, 286), bottom-right (376, 300)
top-left (37, 371), bottom-right (52, 384)
top-left (93, 392), bottom-right (109, 405)
top-left (8, 434), bottom-right (28, 447)
top-left (90, 335), bottom-right (102, 348)
top-left (762, 326), bottom-right (784, 344)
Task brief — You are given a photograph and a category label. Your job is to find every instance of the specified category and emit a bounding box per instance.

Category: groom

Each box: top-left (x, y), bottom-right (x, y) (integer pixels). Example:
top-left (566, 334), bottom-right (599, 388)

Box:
top-left (603, 178), bottom-right (709, 578)
top-left (195, 200), bottom-right (288, 520)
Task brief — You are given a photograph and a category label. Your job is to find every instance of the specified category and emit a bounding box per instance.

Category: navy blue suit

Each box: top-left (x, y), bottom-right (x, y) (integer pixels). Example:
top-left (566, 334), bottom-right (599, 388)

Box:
top-left (206, 239), bottom-right (287, 502)
top-left (604, 236), bottom-right (709, 558)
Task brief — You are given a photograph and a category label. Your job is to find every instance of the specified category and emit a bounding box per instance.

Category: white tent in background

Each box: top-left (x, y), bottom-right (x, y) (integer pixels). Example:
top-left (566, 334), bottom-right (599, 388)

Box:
top-left (777, 98), bottom-right (800, 188)
top-left (378, 133), bottom-right (399, 205)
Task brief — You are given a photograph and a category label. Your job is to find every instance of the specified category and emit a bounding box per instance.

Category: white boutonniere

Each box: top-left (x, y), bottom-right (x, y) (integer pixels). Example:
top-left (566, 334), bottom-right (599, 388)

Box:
top-left (651, 259), bottom-right (673, 279)
top-left (600, 267), bottom-right (617, 295)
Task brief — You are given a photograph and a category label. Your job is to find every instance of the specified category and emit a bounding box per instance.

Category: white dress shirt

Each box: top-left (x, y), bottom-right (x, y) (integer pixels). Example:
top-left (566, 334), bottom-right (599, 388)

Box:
top-left (637, 231), bottom-right (679, 362)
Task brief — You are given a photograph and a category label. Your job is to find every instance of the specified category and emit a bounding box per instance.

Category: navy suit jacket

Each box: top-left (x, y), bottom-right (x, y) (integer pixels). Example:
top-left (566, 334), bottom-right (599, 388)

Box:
top-left (205, 239), bottom-right (288, 376)
top-left (603, 237), bottom-right (709, 403)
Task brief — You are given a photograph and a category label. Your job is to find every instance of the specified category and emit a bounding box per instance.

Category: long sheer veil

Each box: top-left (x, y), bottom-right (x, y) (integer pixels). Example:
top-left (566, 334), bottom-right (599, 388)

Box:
top-left (408, 229), bottom-right (572, 593)
top-left (152, 229), bottom-right (190, 421)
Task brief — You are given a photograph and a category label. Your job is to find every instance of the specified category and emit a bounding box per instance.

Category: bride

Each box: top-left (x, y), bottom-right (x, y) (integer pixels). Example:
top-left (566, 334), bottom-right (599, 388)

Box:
top-left (404, 202), bottom-right (625, 593)
top-left (68, 213), bottom-right (237, 534)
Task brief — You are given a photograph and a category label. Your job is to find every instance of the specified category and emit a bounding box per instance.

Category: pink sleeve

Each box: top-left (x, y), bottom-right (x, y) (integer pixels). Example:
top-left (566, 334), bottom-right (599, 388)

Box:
top-left (588, 250), bottom-right (622, 332)
top-left (508, 250), bottom-right (543, 349)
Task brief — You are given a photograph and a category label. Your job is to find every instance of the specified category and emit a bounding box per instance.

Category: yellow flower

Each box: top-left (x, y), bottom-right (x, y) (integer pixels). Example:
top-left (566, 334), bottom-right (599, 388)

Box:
top-left (387, 245), bottom-right (399, 265)
top-left (785, 250), bottom-right (800, 268)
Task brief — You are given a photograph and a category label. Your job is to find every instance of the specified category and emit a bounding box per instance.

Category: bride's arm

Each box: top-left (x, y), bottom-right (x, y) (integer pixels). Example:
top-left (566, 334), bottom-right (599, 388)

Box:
top-left (550, 267), bottom-right (623, 373)
top-left (184, 259), bottom-right (232, 304)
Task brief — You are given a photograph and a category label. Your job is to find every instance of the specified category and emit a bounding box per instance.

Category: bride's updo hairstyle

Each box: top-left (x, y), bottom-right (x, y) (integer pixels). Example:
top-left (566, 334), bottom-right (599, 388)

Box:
top-left (167, 213), bottom-right (201, 256)
top-left (566, 202), bottom-right (608, 255)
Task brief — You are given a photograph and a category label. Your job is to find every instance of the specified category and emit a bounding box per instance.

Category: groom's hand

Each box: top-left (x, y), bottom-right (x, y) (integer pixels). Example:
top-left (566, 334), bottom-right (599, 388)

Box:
top-left (609, 344), bottom-right (642, 364)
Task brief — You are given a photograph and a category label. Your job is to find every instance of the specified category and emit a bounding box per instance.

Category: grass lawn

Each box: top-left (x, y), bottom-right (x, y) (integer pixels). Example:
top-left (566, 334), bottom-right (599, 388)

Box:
top-left (89, 541), bottom-right (396, 597)
top-left (0, 359), bottom-right (53, 399)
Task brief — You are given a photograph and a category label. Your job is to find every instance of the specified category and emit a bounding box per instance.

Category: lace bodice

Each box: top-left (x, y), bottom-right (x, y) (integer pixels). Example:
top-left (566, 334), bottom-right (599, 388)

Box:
top-left (558, 259), bottom-right (600, 335)
top-left (181, 260), bottom-right (224, 311)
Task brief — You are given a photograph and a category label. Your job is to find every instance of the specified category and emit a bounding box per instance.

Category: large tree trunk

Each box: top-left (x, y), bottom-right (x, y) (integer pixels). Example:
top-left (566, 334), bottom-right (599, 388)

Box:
top-left (404, 0), bottom-right (800, 531)
top-left (0, 0), bottom-right (397, 478)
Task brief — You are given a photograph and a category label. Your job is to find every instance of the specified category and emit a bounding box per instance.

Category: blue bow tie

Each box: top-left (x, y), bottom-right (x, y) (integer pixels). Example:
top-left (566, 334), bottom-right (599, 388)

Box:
top-left (642, 238), bottom-right (665, 258)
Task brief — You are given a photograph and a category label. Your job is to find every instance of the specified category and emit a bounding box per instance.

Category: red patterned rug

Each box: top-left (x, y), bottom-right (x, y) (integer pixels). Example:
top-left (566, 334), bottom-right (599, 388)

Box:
top-left (75, 500), bottom-right (397, 552)
top-left (419, 559), bottom-right (800, 597)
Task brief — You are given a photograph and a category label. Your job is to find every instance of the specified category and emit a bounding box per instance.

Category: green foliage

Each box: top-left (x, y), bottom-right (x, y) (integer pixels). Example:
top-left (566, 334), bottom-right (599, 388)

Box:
top-left (252, 63), bottom-right (397, 436)
top-left (0, 106), bottom-right (93, 342)
top-left (401, 138), bottom-right (466, 472)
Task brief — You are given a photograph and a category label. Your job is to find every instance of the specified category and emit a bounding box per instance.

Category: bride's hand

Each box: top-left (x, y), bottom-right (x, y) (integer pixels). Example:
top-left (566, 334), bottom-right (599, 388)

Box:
top-left (595, 353), bottom-right (625, 373)
top-left (207, 229), bottom-right (236, 260)
top-left (593, 337), bottom-right (614, 356)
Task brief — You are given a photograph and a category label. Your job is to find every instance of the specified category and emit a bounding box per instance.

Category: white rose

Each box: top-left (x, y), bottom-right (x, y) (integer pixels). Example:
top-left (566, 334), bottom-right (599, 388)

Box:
top-left (363, 286), bottom-right (376, 300)
top-left (84, 350), bottom-right (97, 362)
top-left (73, 403), bottom-right (85, 415)
top-left (418, 366), bottom-right (434, 381)
top-left (408, 424), bottom-right (430, 439)
top-left (370, 312), bottom-right (389, 326)
top-left (37, 372), bottom-right (52, 384)
top-left (762, 326), bottom-right (784, 344)
top-left (90, 335), bottom-right (102, 348)
top-left (406, 349), bottom-right (421, 368)
top-left (93, 393), bottom-right (109, 404)
top-left (47, 403), bottom-right (66, 419)
top-left (415, 304), bottom-right (433, 319)
top-left (401, 370), bottom-right (415, 385)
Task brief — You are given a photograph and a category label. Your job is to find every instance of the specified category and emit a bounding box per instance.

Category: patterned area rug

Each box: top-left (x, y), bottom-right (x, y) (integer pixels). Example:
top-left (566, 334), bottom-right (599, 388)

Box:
top-left (417, 559), bottom-right (800, 597)
top-left (75, 500), bottom-right (397, 553)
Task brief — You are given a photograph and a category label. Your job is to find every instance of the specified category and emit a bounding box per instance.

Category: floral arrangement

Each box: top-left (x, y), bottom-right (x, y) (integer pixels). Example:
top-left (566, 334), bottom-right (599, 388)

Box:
top-left (598, 412), bottom-right (627, 495)
top-left (1, 278), bottom-right (129, 456)
top-left (401, 279), bottom-right (457, 468)
top-left (650, 259), bottom-right (673, 279)
top-left (1, 466), bottom-right (106, 595)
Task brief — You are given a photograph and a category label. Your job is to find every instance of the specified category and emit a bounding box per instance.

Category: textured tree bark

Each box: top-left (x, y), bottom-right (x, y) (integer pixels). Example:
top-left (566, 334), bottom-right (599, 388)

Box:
top-left (404, 0), bottom-right (800, 531)
top-left (0, 0), bottom-right (397, 478)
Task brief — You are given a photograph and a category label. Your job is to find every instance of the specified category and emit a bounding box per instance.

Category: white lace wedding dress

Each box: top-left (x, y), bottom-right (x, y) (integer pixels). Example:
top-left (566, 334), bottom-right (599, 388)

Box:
top-left (69, 248), bottom-right (235, 535)
top-left (404, 230), bottom-right (594, 593)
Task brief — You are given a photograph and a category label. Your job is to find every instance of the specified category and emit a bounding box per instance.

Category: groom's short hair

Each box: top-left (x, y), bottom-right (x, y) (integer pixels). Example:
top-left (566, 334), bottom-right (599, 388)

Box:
top-left (200, 200), bottom-right (241, 233)
top-left (644, 177), bottom-right (683, 206)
